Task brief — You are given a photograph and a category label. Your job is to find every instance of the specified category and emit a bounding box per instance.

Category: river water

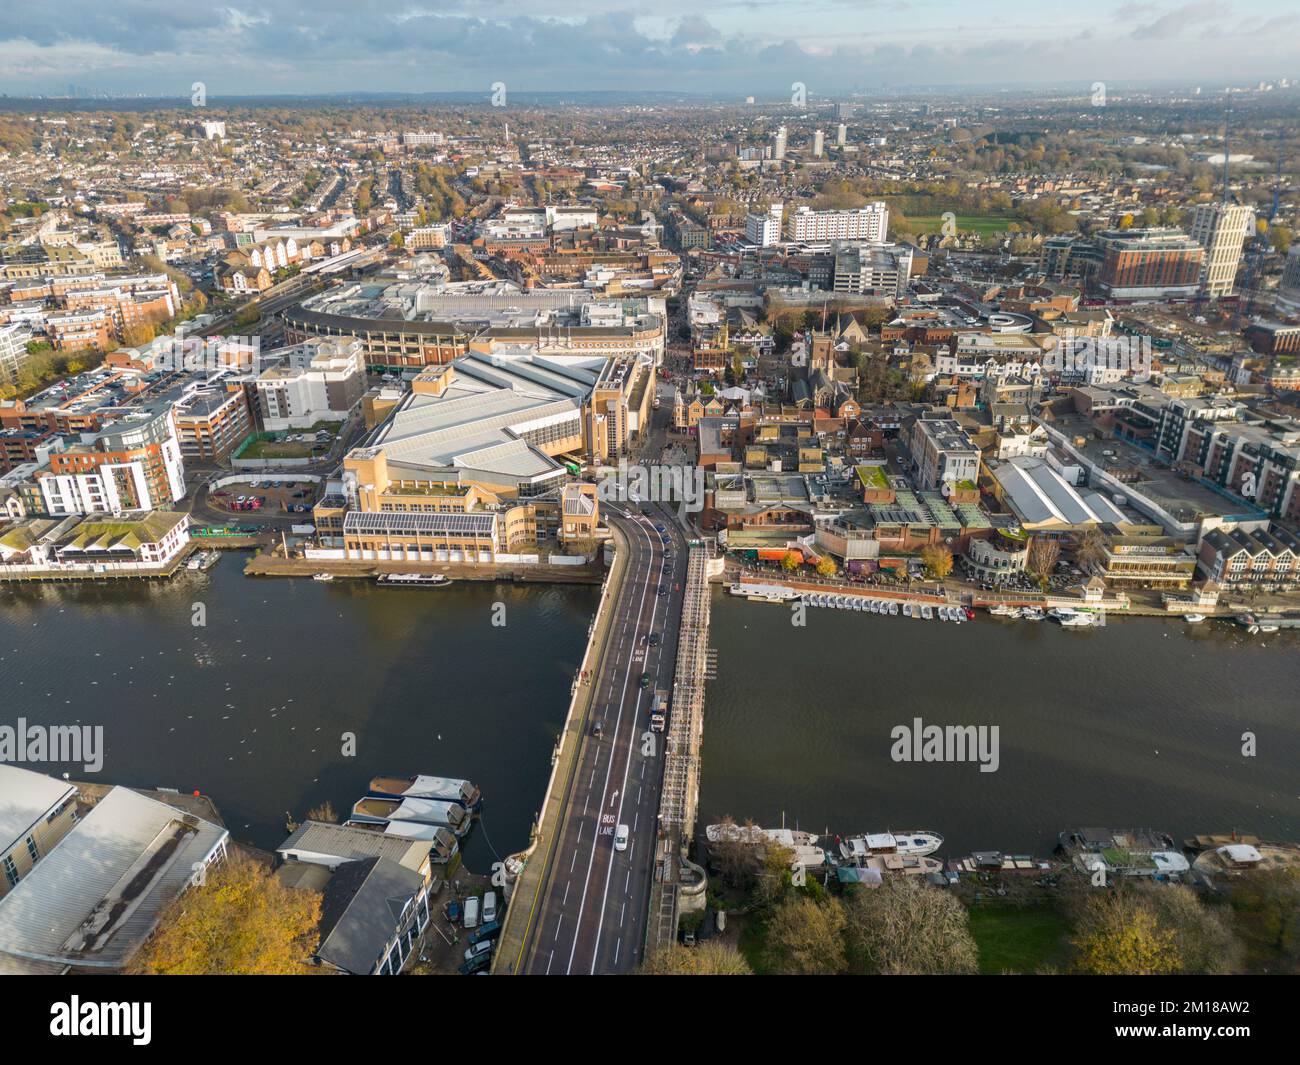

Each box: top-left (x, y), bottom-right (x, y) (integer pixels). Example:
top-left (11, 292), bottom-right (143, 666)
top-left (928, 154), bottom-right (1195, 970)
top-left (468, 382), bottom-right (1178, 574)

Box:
top-left (698, 591), bottom-right (1300, 855)
top-left (0, 560), bottom-right (595, 871)
top-left (2, 565), bottom-right (1296, 868)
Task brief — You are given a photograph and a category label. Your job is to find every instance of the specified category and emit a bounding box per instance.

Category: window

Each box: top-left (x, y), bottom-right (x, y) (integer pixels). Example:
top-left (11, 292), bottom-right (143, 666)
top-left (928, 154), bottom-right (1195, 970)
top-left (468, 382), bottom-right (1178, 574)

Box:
top-left (26, 836), bottom-right (38, 863)
top-left (3, 854), bottom-right (18, 887)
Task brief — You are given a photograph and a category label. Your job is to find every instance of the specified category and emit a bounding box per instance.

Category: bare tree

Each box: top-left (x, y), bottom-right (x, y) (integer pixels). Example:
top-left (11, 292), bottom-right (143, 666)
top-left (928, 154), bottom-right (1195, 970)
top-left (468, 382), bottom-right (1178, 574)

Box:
top-left (842, 878), bottom-right (978, 975)
top-left (1026, 537), bottom-right (1061, 584)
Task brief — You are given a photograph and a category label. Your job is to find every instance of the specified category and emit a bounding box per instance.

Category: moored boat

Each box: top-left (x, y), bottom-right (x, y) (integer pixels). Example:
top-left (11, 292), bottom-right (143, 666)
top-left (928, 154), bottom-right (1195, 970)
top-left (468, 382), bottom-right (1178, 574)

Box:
top-left (377, 572), bottom-right (452, 587)
top-left (312, 572), bottom-right (334, 582)
top-left (367, 773), bottom-right (482, 810)
top-left (839, 830), bottom-right (944, 861)
top-left (344, 819), bottom-right (460, 862)
top-left (349, 795), bottom-right (473, 837)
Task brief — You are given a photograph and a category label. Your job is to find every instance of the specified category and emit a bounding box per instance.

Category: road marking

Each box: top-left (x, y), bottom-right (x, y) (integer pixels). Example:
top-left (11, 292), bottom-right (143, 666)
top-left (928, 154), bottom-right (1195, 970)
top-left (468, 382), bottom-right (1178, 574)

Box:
top-left (588, 514), bottom-right (670, 973)
top-left (563, 516), bottom-right (658, 974)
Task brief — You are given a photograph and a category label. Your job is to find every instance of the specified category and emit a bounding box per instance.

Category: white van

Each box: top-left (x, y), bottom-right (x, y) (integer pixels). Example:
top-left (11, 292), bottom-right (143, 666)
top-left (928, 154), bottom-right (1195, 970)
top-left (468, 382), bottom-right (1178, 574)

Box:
top-left (614, 825), bottom-right (629, 852)
top-left (482, 890), bottom-right (498, 922)
top-left (463, 895), bottom-right (481, 929)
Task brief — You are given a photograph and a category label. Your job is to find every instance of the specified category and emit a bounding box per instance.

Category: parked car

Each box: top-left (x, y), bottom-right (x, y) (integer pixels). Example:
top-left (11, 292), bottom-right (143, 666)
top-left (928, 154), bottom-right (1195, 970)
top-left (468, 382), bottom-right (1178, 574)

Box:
top-left (444, 899), bottom-right (461, 923)
top-left (482, 890), bottom-right (497, 923)
top-left (464, 940), bottom-right (493, 962)
top-left (468, 920), bottom-right (500, 945)
top-left (458, 952), bottom-right (491, 975)
top-left (463, 895), bottom-right (481, 929)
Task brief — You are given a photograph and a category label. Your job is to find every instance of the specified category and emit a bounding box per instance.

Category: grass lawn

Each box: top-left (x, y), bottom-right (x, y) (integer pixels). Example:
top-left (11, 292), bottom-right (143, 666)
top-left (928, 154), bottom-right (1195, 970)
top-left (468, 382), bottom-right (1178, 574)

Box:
top-left (909, 214), bottom-right (1020, 236)
top-left (236, 421), bottom-right (341, 460)
top-left (967, 904), bottom-right (1075, 975)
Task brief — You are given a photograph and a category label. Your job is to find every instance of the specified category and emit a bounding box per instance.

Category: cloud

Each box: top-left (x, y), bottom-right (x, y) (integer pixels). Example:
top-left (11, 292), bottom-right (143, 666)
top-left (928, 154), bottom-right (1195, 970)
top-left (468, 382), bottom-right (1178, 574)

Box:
top-left (1129, 1), bottom-right (1227, 39)
top-left (0, 1), bottom-right (1295, 94)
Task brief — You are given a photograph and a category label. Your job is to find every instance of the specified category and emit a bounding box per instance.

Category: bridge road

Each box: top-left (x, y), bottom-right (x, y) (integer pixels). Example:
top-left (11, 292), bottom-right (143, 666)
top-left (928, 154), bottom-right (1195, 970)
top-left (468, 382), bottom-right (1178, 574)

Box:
top-left (521, 502), bottom-right (687, 974)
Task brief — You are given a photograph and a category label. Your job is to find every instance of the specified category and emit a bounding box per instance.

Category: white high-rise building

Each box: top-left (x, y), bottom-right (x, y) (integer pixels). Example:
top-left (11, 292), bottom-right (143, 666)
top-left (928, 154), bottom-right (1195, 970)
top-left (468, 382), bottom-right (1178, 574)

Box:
top-left (786, 202), bottom-right (889, 243)
top-left (836, 124), bottom-right (847, 147)
top-left (1277, 244), bottom-right (1300, 315)
top-left (773, 125), bottom-right (787, 160)
top-left (0, 322), bottom-right (31, 387)
top-left (1190, 201), bottom-right (1254, 297)
top-left (745, 203), bottom-right (784, 247)
top-left (812, 130), bottom-right (825, 157)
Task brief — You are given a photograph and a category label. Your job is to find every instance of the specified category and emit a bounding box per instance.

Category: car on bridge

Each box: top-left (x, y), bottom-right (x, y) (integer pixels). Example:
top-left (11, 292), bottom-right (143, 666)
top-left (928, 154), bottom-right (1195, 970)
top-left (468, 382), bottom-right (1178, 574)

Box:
top-left (639, 672), bottom-right (651, 689)
top-left (614, 824), bottom-right (629, 852)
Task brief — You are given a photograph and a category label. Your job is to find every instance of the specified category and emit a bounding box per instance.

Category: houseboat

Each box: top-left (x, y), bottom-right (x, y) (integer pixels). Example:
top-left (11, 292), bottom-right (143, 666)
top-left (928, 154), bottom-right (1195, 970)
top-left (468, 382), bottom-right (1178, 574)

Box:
top-left (345, 820), bottom-right (460, 863)
top-left (1057, 826), bottom-right (1175, 858)
top-left (367, 774), bottom-right (482, 811)
top-left (349, 795), bottom-right (473, 837)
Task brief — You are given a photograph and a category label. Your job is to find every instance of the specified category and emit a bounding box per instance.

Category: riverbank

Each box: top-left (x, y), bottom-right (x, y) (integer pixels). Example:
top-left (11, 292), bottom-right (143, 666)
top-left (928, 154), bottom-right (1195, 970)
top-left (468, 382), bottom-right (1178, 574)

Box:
top-left (243, 553), bottom-right (604, 584)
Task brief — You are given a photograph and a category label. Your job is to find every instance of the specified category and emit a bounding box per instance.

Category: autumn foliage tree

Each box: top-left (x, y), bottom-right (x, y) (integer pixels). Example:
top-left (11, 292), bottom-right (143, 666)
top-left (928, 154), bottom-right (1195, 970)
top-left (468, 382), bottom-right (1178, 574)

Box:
top-left (920, 545), bottom-right (954, 580)
top-left (130, 852), bottom-right (321, 975)
top-left (1071, 891), bottom-right (1180, 975)
top-left (641, 941), bottom-right (753, 975)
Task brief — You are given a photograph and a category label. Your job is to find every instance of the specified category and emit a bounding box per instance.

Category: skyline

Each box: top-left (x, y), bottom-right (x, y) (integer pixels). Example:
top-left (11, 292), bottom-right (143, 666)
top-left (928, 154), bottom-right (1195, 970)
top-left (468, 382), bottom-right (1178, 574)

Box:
top-left (3, 2), bottom-right (1299, 98)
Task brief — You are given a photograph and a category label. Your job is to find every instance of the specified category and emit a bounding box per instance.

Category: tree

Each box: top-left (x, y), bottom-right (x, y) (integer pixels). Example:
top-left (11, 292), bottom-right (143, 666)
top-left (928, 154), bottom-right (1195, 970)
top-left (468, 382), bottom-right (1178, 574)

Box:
top-left (129, 853), bottom-right (321, 975)
top-left (641, 942), bottom-right (752, 975)
top-left (1026, 537), bottom-right (1061, 584)
top-left (1138, 883), bottom-right (1241, 975)
top-left (706, 817), bottom-right (766, 888)
top-left (1229, 868), bottom-right (1300, 973)
top-left (780, 550), bottom-right (801, 573)
top-left (1074, 527), bottom-right (1107, 573)
top-left (763, 896), bottom-right (847, 975)
top-left (815, 555), bottom-right (838, 578)
top-left (842, 879), bottom-right (978, 975)
top-left (1072, 892), bottom-right (1180, 975)
top-left (920, 545), bottom-right (954, 580)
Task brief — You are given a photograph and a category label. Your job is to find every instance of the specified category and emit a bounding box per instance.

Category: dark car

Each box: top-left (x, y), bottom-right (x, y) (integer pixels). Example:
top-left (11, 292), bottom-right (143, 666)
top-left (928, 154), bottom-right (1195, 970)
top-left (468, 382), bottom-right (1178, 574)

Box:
top-left (639, 673), bottom-right (651, 689)
top-left (647, 633), bottom-right (660, 646)
top-left (458, 952), bottom-right (491, 975)
top-left (444, 899), bottom-right (461, 923)
top-left (468, 920), bottom-right (501, 945)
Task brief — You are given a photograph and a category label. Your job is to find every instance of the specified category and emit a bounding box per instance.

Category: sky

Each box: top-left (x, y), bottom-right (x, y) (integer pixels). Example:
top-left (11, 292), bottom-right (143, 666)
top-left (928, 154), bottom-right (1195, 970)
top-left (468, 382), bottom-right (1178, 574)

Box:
top-left (1, 1), bottom-right (1297, 97)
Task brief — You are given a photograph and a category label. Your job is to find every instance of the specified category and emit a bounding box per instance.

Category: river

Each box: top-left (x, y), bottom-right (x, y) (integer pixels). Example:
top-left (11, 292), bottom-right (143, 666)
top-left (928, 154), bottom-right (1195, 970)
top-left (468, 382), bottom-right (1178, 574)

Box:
top-left (0, 559), bottom-right (595, 872)
top-left (698, 591), bottom-right (1300, 855)
top-left (3, 566), bottom-right (1296, 868)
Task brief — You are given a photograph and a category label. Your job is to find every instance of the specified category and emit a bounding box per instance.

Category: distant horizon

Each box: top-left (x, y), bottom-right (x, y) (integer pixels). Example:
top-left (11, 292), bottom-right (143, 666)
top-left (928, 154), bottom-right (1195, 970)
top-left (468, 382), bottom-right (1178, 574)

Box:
top-left (4, 3), bottom-right (1298, 98)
